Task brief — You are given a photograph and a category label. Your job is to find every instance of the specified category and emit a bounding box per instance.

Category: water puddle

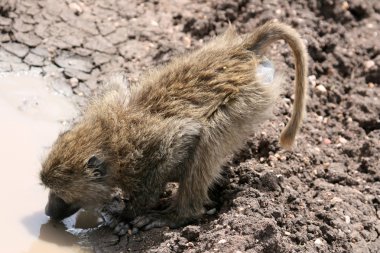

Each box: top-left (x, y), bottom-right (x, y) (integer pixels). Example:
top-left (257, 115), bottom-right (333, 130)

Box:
top-left (0, 72), bottom-right (100, 253)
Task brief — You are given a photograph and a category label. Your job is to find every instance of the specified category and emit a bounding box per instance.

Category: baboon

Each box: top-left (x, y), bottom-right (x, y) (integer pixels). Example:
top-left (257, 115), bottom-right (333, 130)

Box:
top-left (40, 20), bottom-right (308, 234)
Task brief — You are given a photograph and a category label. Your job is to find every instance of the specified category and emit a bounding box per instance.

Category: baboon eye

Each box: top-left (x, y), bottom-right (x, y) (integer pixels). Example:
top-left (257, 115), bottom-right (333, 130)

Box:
top-left (87, 155), bottom-right (106, 177)
top-left (87, 155), bottom-right (102, 168)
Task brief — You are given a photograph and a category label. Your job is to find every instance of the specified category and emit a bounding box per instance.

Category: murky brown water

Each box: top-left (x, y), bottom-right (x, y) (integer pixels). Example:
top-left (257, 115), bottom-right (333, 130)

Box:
top-left (0, 73), bottom-right (100, 253)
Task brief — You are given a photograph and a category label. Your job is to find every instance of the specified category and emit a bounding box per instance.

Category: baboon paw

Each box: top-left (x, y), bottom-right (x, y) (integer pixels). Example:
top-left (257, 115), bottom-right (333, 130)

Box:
top-left (130, 212), bottom-right (182, 230)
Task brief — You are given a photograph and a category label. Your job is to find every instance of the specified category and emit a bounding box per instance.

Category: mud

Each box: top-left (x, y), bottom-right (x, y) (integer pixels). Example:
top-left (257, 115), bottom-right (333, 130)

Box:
top-left (0, 74), bottom-right (99, 252)
top-left (0, 0), bottom-right (379, 253)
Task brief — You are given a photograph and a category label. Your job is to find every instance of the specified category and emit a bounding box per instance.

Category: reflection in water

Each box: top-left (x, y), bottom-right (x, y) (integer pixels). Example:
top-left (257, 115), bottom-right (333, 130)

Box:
top-left (0, 72), bottom-right (99, 253)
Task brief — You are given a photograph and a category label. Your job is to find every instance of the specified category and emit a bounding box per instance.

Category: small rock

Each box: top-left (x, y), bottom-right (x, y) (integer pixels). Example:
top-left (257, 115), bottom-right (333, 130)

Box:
top-left (331, 197), bottom-right (343, 204)
top-left (308, 75), bottom-right (317, 87)
top-left (323, 138), bottom-right (332, 145)
top-left (314, 238), bottom-right (323, 247)
top-left (338, 136), bottom-right (348, 144)
top-left (345, 215), bottom-right (351, 224)
top-left (364, 60), bottom-right (375, 71)
top-left (206, 208), bottom-right (216, 215)
top-left (341, 1), bottom-right (349, 11)
top-left (284, 231), bottom-right (291, 236)
top-left (69, 2), bottom-right (83, 15)
top-left (316, 84), bottom-right (327, 93)
top-left (2, 42), bottom-right (29, 58)
top-left (181, 225), bottom-right (200, 241)
top-left (217, 239), bottom-right (227, 244)
top-left (70, 77), bottom-right (79, 88)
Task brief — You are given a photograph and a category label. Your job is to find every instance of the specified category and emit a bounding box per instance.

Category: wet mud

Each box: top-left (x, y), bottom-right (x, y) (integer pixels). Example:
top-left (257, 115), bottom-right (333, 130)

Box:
top-left (0, 0), bottom-right (379, 252)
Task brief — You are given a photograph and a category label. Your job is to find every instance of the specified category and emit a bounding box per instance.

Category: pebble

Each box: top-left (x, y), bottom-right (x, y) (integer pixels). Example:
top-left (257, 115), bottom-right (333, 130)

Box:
top-left (323, 138), bottom-right (332, 145)
top-left (308, 75), bottom-right (317, 87)
top-left (217, 239), bottom-right (227, 244)
top-left (345, 215), bottom-right (351, 224)
top-left (338, 136), bottom-right (348, 144)
top-left (341, 1), bottom-right (349, 11)
top-left (70, 77), bottom-right (79, 88)
top-left (207, 208), bottom-right (217, 215)
top-left (314, 238), bottom-right (323, 247)
top-left (316, 84), bottom-right (327, 93)
top-left (331, 197), bottom-right (343, 204)
top-left (69, 2), bottom-right (83, 15)
top-left (364, 60), bottom-right (375, 71)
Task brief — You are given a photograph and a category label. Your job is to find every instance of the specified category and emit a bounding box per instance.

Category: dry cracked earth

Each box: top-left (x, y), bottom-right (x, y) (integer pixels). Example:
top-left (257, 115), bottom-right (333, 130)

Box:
top-left (1, 0), bottom-right (380, 252)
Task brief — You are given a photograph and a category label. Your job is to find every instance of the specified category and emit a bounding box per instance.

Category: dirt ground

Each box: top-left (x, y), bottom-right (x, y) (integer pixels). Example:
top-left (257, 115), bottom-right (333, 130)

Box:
top-left (1, 0), bottom-right (380, 252)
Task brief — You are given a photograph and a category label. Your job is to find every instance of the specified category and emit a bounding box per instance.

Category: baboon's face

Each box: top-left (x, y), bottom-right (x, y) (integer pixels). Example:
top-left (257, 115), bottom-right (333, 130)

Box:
top-left (40, 127), bottom-right (111, 220)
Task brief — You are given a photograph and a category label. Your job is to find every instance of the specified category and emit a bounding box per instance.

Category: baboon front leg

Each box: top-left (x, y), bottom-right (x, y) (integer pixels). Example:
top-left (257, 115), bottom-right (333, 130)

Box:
top-left (131, 149), bottom-right (217, 230)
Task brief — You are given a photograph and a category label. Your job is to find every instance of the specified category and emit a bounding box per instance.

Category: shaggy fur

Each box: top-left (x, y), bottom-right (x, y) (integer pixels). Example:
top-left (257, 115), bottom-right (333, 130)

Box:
top-left (40, 20), bottom-right (308, 230)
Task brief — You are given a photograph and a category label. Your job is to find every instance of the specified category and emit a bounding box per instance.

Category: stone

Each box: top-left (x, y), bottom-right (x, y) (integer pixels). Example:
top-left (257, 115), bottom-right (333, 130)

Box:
top-left (24, 53), bottom-right (45, 66)
top-left (69, 77), bottom-right (79, 88)
top-left (54, 52), bottom-right (93, 73)
top-left (316, 84), bottom-right (327, 93)
top-left (84, 35), bottom-right (117, 54)
top-left (13, 32), bottom-right (42, 47)
top-left (68, 2), bottom-right (83, 15)
top-left (2, 42), bottom-right (29, 58)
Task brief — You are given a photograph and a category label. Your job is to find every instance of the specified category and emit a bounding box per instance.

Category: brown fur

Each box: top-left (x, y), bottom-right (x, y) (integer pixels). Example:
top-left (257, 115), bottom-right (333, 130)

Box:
top-left (40, 20), bottom-right (308, 228)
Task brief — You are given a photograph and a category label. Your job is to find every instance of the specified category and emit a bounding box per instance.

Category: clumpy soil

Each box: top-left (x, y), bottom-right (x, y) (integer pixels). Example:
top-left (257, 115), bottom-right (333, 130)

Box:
top-left (1, 0), bottom-right (379, 252)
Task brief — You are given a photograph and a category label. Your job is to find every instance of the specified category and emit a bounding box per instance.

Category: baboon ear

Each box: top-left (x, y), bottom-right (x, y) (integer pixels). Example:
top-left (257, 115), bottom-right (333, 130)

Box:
top-left (87, 155), bottom-right (106, 177)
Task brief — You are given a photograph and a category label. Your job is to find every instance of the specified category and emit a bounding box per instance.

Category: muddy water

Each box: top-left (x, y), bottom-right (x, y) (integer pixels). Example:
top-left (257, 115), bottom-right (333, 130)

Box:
top-left (0, 73), bottom-right (100, 253)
